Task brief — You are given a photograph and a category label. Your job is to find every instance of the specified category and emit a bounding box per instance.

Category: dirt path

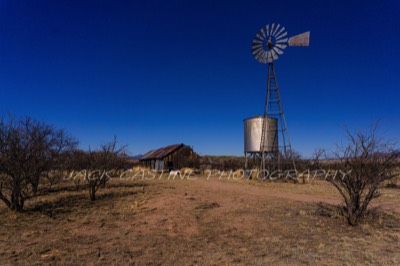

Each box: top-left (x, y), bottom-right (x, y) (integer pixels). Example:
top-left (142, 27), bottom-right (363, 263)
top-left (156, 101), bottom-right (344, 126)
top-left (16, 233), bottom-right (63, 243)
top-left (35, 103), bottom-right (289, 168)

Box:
top-left (129, 177), bottom-right (400, 265)
top-left (189, 178), bottom-right (400, 213)
top-left (1, 177), bottom-right (399, 265)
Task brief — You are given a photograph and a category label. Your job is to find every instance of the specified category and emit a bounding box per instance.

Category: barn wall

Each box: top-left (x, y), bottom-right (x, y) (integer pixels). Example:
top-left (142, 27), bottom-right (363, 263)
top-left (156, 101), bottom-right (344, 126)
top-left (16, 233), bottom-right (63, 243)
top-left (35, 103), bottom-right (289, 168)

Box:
top-left (163, 145), bottom-right (197, 170)
top-left (141, 145), bottom-right (199, 171)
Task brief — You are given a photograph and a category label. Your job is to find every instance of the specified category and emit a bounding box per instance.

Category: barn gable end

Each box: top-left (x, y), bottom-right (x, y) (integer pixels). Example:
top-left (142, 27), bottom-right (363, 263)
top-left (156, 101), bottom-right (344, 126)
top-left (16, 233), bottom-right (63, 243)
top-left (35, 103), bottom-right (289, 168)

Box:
top-left (140, 144), bottom-right (198, 171)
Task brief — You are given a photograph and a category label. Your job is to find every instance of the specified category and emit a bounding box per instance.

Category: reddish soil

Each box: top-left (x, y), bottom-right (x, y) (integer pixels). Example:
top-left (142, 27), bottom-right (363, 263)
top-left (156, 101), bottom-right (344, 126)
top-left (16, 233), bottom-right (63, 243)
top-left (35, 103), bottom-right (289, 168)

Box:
top-left (1, 176), bottom-right (399, 265)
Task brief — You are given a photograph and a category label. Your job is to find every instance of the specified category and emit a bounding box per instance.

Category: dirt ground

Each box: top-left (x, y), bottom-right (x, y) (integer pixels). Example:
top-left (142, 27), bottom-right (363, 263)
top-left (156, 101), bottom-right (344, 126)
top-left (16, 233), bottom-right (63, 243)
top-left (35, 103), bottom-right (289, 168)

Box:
top-left (1, 175), bottom-right (400, 265)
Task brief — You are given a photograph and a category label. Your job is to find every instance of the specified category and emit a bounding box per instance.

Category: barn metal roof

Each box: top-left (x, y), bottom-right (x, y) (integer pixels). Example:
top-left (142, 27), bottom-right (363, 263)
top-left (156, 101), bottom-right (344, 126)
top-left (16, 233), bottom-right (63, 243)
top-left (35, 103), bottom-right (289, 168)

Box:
top-left (140, 144), bottom-right (184, 160)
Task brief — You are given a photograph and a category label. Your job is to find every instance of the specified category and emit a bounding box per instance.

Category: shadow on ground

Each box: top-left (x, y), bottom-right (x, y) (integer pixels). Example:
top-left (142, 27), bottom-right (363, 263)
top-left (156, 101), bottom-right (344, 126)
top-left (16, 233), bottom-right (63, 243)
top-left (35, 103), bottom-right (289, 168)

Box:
top-left (25, 188), bottom-right (144, 218)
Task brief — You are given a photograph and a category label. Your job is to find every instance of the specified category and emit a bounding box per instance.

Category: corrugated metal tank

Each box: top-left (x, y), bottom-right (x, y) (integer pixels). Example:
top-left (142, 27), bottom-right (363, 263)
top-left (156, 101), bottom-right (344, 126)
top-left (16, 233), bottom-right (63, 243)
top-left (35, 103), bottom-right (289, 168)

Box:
top-left (244, 115), bottom-right (278, 153)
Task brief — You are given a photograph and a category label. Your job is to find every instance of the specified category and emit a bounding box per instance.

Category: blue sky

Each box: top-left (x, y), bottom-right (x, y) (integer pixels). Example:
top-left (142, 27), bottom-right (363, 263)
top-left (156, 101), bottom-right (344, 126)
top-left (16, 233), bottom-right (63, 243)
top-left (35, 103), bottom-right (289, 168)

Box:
top-left (1, 0), bottom-right (399, 157)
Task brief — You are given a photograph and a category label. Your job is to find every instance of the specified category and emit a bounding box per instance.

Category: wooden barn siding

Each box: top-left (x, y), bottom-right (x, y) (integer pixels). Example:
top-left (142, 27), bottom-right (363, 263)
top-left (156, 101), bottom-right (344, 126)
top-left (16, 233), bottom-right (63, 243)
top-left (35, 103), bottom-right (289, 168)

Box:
top-left (164, 146), bottom-right (195, 170)
top-left (142, 145), bottom-right (196, 171)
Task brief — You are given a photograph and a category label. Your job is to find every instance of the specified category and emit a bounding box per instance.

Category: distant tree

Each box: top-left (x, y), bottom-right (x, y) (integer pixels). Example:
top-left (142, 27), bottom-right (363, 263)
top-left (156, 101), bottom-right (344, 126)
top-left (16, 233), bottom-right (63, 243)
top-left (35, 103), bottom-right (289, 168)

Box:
top-left (43, 148), bottom-right (77, 189)
top-left (311, 148), bottom-right (326, 170)
top-left (326, 124), bottom-right (399, 225)
top-left (298, 148), bottom-right (326, 184)
top-left (82, 137), bottom-right (127, 201)
top-left (0, 115), bottom-right (77, 211)
top-left (186, 156), bottom-right (200, 169)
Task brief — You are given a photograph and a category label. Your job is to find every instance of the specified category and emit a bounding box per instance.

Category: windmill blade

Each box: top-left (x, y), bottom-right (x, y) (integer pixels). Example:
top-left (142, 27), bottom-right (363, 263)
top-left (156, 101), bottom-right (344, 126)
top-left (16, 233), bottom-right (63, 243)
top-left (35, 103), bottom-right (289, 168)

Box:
top-left (252, 48), bottom-right (263, 57)
top-left (252, 43), bottom-right (263, 50)
top-left (252, 39), bottom-right (263, 44)
top-left (273, 47), bottom-right (284, 55)
top-left (252, 48), bottom-right (263, 56)
top-left (267, 52), bottom-right (274, 63)
top-left (262, 51), bottom-right (268, 62)
top-left (272, 24), bottom-right (280, 36)
top-left (270, 23), bottom-right (275, 36)
top-left (255, 49), bottom-right (263, 56)
top-left (254, 36), bottom-right (263, 42)
top-left (252, 52), bottom-right (263, 60)
top-left (256, 51), bottom-right (266, 63)
top-left (288, 31), bottom-right (310, 46)
top-left (256, 33), bottom-right (264, 40)
top-left (257, 53), bottom-right (266, 63)
top-left (275, 31), bottom-right (287, 40)
top-left (276, 38), bottom-right (288, 44)
top-left (265, 51), bottom-right (272, 62)
top-left (275, 43), bottom-right (287, 50)
top-left (253, 51), bottom-right (262, 61)
top-left (261, 28), bottom-right (266, 38)
top-left (265, 25), bottom-right (270, 36)
top-left (253, 49), bottom-right (263, 59)
top-left (252, 47), bottom-right (263, 56)
top-left (271, 49), bottom-right (278, 59)
top-left (275, 26), bottom-right (285, 38)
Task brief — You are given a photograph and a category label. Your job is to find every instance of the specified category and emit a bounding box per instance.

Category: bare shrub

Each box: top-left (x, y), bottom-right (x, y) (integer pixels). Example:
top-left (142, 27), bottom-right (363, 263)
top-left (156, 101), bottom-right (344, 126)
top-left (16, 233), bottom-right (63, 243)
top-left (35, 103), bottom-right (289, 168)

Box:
top-left (43, 148), bottom-right (78, 189)
top-left (43, 170), bottom-right (64, 189)
top-left (0, 115), bottom-right (77, 211)
top-left (301, 148), bottom-right (327, 184)
top-left (81, 137), bottom-right (127, 201)
top-left (326, 124), bottom-right (399, 225)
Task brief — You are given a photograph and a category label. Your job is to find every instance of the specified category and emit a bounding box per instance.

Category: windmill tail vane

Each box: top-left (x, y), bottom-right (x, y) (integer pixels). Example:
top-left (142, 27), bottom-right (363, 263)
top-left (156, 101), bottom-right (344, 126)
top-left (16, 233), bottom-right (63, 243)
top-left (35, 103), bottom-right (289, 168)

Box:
top-left (288, 31), bottom-right (310, 46)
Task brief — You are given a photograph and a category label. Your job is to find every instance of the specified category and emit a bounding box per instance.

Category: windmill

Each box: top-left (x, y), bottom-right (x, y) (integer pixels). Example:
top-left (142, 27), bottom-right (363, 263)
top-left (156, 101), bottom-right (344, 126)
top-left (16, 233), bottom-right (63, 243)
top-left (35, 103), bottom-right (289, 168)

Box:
top-left (249, 23), bottom-right (310, 174)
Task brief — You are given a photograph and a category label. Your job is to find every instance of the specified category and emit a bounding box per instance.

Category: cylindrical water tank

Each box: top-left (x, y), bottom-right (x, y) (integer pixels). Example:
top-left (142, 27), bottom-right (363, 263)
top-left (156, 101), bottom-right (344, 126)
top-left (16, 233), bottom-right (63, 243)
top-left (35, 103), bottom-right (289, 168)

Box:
top-left (244, 115), bottom-right (278, 153)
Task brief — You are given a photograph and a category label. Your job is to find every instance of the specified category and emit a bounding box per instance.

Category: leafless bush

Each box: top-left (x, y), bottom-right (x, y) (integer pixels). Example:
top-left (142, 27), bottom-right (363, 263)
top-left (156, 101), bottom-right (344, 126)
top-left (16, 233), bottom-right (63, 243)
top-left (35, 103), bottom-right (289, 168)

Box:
top-left (79, 137), bottom-right (127, 201)
top-left (326, 124), bottom-right (399, 225)
top-left (386, 166), bottom-right (400, 188)
top-left (43, 170), bottom-right (63, 189)
top-left (0, 115), bottom-right (77, 211)
top-left (298, 148), bottom-right (327, 184)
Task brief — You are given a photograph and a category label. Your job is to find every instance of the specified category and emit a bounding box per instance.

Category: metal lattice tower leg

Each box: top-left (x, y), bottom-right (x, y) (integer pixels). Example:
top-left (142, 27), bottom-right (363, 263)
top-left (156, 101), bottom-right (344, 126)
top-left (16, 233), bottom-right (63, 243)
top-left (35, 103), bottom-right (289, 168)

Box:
top-left (260, 62), bottom-right (296, 173)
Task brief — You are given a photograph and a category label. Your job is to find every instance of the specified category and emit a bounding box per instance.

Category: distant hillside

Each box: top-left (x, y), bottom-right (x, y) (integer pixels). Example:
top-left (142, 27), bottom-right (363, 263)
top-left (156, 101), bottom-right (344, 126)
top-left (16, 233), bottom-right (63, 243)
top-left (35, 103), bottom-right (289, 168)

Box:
top-left (129, 154), bottom-right (143, 160)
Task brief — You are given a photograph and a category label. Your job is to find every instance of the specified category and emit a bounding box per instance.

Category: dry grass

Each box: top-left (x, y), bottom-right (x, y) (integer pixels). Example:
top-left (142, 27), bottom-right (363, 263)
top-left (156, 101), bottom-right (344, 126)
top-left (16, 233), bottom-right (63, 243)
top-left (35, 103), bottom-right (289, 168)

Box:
top-left (0, 176), bottom-right (399, 265)
top-left (180, 167), bottom-right (195, 174)
top-left (131, 166), bottom-right (150, 173)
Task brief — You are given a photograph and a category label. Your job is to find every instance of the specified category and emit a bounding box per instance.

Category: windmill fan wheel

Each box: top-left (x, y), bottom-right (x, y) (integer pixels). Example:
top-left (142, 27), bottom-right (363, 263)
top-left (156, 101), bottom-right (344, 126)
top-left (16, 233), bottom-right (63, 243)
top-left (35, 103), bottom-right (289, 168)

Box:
top-left (252, 23), bottom-right (288, 63)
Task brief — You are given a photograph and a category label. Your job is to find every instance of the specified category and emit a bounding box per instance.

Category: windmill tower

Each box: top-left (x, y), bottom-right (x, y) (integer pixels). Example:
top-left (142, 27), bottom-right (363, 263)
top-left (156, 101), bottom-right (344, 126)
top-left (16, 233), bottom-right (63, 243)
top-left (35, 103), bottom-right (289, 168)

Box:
top-left (245, 23), bottom-right (310, 175)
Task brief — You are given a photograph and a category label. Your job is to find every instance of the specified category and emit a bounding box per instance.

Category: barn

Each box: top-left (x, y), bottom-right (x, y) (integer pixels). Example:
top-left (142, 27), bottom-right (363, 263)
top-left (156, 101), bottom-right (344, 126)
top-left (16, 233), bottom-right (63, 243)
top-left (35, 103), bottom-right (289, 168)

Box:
top-left (140, 143), bottom-right (199, 171)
